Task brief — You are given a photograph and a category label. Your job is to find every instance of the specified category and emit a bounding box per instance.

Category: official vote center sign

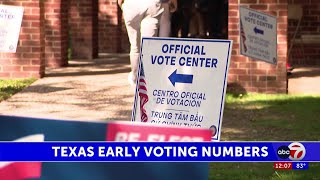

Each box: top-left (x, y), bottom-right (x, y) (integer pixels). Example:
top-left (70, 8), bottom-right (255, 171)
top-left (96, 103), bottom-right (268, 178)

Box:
top-left (239, 6), bottom-right (277, 64)
top-left (0, 5), bottom-right (23, 53)
top-left (132, 37), bottom-right (233, 141)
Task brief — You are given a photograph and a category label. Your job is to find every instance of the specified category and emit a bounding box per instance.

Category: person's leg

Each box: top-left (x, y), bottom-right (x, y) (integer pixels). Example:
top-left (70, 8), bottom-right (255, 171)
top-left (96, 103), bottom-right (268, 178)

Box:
top-left (159, 3), bottom-right (171, 37)
top-left (181, 12), bottom-right (190, 37)
top-left (197, 11), bottom-right (205, 37)
top-left (189, 11), bottom-right (198, 37)
top-left (127, 25), bottom-right (141, 86)
top-left (122, 3), bottom-right (143, 85)
top-left (170, 10), bottom-right (182, 37)
top-left (181, 0), bottom-right (193, 37)
top-left (208, 1), bottom-right (219, 37)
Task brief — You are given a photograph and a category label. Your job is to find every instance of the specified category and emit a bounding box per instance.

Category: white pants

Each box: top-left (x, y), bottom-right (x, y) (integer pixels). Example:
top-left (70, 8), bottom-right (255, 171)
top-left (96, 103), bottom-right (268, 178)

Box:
top-left (122, 0), bottom-right (164, 85)
top-left (159, 3), bottom-right (171, 37)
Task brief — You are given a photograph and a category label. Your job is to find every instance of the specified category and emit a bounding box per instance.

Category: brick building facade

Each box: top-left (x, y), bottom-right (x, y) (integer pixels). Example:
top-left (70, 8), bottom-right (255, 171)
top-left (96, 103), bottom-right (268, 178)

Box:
top-left (288, 0), bottom-right (320, 66)
top-left (0, 0), bottom-right (45, 78)
top-left (0, 0), bottom-right (319, 94)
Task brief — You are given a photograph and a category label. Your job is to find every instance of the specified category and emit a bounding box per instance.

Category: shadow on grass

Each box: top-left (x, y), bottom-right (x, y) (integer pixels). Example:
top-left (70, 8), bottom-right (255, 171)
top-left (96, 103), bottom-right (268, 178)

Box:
top-left (211, 94), bottom-right (320, 180)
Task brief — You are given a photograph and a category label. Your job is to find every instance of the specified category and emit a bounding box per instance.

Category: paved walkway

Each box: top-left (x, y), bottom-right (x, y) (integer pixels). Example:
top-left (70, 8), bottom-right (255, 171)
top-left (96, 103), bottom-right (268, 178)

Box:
top-left (0, 55), bottom-right (319, 122)
top-left (0, 54), bottom-right (135, 122)
top-left (288, 66), bottom-right (320, 95)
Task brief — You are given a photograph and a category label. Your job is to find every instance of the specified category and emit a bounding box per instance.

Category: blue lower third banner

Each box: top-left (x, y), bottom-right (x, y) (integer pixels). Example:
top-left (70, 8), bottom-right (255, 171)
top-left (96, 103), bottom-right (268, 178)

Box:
top-left (0, 142), bottom-right (319, 162)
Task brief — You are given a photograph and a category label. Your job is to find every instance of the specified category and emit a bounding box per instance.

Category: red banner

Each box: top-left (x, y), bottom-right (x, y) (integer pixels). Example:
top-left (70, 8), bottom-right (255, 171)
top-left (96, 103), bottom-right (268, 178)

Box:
top-left (106, 122), bottom-right (212, 142)
top-left (0, 162), bottom-right (41, 180)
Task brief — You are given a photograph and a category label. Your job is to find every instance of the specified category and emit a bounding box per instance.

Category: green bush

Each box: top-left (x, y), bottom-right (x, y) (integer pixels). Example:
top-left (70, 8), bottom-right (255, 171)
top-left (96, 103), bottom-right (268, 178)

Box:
top-left (0, 78), bottom-right (37, 101)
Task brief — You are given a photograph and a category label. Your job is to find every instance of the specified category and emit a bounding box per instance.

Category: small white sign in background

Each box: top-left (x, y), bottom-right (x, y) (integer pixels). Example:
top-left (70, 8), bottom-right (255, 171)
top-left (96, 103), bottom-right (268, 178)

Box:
top-left (240, 6), bottom-right (277, 64)
top-left (132, 37), bottom-right (233, 141)
top-left (0, 5), bottom-right (24, 53)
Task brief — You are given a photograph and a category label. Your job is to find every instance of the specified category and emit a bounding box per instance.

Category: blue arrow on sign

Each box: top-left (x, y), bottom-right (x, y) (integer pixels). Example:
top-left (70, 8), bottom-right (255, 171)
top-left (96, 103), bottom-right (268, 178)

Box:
top-left (254, 27), bottom-right (264, 35)
top-left (168, 69), bottom-right (193, 87)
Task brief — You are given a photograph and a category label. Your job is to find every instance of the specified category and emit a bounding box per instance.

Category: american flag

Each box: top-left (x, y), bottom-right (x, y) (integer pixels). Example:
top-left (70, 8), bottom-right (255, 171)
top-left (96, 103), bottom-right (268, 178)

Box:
top-left (240, 19), bottom-right (247, 53)
top-left (138, 64), bottom-right (149, 122)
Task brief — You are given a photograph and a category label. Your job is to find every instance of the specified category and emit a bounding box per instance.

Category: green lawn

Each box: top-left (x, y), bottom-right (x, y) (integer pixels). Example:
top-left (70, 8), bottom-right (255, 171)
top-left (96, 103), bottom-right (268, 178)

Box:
top-left (209, 93), bottom-right (320, 179)
top-left (0, 78), bottom-right (36, 102)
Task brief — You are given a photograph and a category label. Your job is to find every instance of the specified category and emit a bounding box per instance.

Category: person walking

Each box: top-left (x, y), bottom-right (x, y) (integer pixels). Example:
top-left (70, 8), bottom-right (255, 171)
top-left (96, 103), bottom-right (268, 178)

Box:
top-left (118, 0), bottom-right (164, 86)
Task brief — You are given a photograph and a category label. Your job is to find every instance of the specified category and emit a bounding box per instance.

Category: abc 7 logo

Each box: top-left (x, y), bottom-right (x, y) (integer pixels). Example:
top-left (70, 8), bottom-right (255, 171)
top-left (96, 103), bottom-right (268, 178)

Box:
top-left (277, 142), bottom-right (306, 161)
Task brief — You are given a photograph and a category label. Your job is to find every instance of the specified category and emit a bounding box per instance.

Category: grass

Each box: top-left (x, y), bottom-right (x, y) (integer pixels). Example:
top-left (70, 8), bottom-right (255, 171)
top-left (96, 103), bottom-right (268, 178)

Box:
top-left (209, 93), bottom-right (320, 179)
top-left (0, 78), bottom-right (37, 102)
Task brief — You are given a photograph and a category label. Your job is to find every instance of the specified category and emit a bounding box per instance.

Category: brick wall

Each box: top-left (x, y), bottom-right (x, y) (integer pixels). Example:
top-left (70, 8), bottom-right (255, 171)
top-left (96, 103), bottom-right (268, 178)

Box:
top-left (98, 0), bottom-right (124, 53)
top-left (44, 0), bottom-right (69, 67)
top-left (0, 0), bottom-right (45, 78)
top-left (288, 0), bottom-right (320, 65)
top-left (228, 0), bottom-right (288, 94)
top-left (69, 0), bottom-right (98, 59)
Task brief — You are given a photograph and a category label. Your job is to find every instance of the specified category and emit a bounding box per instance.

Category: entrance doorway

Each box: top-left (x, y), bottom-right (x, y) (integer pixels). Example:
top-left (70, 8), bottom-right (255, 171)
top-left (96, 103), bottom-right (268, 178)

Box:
top-left (171, 0), bottom-right (228, 39)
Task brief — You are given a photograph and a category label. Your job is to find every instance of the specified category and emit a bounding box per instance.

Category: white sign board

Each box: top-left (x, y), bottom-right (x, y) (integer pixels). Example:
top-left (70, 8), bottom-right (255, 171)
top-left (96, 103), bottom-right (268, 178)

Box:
top-left (0, 5), bottom-right (24, 53)
top-left (239, 6), bottom-right (277, 64)
top-left (132, 37), bottom-right (233, 141)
